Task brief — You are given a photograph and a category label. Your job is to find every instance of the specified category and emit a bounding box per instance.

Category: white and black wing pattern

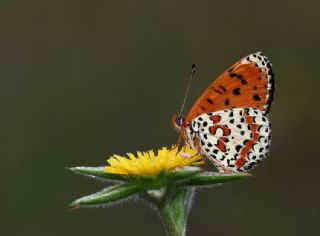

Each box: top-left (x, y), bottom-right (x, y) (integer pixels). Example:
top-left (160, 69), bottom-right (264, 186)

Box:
top-left (185, 108), bottom-right (272, 173)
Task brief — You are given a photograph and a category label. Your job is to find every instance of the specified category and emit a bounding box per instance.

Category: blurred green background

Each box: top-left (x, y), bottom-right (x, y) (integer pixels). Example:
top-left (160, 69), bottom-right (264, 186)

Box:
top-left (1, 1), bottom-right (319, 235)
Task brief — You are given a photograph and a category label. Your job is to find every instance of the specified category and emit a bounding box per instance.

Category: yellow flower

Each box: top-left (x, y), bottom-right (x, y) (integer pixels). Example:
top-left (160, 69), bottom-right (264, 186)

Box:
top-left (104, 145), bottom-right (203, 176)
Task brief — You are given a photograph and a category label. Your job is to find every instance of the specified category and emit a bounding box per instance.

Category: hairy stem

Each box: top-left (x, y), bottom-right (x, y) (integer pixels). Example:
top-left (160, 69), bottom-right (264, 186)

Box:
top-left (157, 188), bottom-right (194, 236)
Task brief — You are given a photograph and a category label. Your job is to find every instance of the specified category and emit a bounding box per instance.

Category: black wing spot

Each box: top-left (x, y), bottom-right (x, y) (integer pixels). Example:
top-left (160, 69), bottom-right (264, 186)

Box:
top-left (219, 85), bottom-right (227, 92)
top-left (224, 99), bottom-right (229, 106)
top-left (229, 73), bottom-right (237, 78)
top-left (253, 94), bottom-right (261, 101)
top-left (206, 98), bottom-right (213, 104)
top-left (235, 145), bottom-right (242, 152)
top-left (233, 88), bottom-right (241, 95)
top-left (227, 159), bottom-right (235, 167)
top-left (237, 74), bottom-right (243, 79)
top-left (220, 155), bottom-right (226, 161)
top-left (210, 154), bottom-right (217, 159)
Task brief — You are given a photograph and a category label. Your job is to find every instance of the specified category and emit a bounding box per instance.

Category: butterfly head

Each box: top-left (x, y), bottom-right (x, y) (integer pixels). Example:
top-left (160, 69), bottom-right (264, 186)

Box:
top-left (171, 114), bottom-right (185, 132)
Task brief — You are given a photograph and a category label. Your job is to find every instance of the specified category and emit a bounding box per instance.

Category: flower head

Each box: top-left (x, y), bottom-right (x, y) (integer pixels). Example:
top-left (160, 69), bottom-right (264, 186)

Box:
top-left (70, 143), bottom-right (250, 234)
top-left (104, 145), bottom-right (203, 176)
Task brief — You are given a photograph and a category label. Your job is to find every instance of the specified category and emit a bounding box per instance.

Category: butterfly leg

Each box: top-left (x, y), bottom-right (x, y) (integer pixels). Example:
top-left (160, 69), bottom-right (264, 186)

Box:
top-left (216, 165), bottom-right (235, 173)
top-left (191, 134), bottom-right (202, 155)
top-left (169, 128), bottom-right (185, 151)
top-left (179, 126), bottom-right (189, 145)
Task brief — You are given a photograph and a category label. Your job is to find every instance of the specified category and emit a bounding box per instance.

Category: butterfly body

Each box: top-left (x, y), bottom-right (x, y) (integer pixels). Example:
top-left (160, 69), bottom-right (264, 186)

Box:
top-left (173, 52), bottom-right (275, 173)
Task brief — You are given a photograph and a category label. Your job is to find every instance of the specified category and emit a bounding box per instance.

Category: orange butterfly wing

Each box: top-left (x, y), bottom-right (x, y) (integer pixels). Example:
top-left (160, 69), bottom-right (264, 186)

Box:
top-left (184, 52), bottom-right (275, 124)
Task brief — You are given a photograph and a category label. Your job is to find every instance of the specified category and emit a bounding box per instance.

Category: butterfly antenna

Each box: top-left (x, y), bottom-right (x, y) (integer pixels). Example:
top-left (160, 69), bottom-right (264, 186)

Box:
top-left (179, 64), bottom-right (197, 116)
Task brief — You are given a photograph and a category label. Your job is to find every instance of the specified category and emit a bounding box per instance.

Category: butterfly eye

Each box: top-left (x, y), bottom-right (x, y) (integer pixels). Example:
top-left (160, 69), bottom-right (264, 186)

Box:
top-left (176, 115), bottom-right (184, 126)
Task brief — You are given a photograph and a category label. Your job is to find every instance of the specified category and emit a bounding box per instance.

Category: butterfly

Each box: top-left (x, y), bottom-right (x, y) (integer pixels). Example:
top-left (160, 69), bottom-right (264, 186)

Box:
top-left (172, 52), bottom-right (275, 173)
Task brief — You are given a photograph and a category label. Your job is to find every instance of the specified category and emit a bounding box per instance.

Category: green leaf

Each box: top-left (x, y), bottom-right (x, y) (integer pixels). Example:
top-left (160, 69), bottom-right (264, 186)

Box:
top-left (69, 166), bottom-right (127, 181)
top-left (182, 172), bottom-right (251, 187)
top-left (69, 183), bottom-right (141, 207)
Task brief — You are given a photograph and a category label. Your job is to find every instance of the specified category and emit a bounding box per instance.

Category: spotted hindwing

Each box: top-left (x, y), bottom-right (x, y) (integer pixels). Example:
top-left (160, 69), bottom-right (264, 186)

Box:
top-left (186, 108), bottom-right (271, 172)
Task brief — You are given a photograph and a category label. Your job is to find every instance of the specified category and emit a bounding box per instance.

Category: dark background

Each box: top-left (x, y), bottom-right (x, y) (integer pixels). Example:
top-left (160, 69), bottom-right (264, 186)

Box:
top-left (1, 1), bottom-right (320, 235)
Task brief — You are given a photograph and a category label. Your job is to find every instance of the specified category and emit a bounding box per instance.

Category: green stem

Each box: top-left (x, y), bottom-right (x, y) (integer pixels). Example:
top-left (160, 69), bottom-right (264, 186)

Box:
top-left (158, 203), bottom-right (182, 236)
top-left (157, 188), bottom-right (194, 236)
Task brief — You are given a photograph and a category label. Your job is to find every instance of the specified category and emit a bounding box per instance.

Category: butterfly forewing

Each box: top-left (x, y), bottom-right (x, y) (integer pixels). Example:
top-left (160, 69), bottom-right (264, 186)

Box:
top-left (185, 52), bottom-right (275, 124)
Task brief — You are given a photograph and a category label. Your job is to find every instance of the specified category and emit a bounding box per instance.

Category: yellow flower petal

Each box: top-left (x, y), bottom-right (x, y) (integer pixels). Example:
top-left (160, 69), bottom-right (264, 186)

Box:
top-left (104, 145), bottom-right (203, 176)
